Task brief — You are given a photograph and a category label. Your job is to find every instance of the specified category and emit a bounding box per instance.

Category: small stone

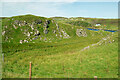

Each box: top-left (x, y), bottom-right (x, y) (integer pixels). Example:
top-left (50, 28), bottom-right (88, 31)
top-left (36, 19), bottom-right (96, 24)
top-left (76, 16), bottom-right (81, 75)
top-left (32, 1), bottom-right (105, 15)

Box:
top-left (20, 40), bottom-right (23, 44)
top-left (2, 31), bottom-right (5, 36)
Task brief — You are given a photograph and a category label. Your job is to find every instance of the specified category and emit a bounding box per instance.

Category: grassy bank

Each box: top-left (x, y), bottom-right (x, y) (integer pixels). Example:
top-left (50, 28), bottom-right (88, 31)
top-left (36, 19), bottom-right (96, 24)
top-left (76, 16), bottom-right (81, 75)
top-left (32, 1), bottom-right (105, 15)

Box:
top-left (3, 32), bottom-right (118, 78)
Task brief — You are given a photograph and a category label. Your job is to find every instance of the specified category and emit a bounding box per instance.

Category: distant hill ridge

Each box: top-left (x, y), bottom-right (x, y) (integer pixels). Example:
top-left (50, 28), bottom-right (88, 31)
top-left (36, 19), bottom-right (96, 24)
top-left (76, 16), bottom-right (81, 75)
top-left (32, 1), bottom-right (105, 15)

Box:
top-left (1, 14), bottom-right (118, 43)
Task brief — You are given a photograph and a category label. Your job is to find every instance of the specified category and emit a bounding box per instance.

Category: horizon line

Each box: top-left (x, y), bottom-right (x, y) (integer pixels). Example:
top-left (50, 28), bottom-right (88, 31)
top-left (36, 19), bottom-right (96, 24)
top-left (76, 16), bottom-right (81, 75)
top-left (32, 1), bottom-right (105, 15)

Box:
top-left (0, 14), bottom-right (118, 19)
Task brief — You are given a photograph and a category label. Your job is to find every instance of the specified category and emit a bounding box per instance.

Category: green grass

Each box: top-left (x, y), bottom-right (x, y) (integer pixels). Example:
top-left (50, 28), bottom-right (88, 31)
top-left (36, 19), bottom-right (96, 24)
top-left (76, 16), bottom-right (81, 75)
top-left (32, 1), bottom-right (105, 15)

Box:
top-left (3, 41), bottom-right (118, 78)
top-left (2, 15), bottom-right (118, 78)
top-left (3, 32), bottom-right (118, 78)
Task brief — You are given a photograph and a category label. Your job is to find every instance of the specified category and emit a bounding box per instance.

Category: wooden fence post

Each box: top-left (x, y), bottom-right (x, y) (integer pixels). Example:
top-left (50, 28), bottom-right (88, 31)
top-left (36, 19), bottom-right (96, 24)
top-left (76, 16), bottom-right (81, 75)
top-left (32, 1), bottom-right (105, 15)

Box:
top-left (2, 53), bottom-right (4, 62)
top-left (94, 76), bottom-right (97, 80)
top-left (29, 62), bottom-right (32, 80)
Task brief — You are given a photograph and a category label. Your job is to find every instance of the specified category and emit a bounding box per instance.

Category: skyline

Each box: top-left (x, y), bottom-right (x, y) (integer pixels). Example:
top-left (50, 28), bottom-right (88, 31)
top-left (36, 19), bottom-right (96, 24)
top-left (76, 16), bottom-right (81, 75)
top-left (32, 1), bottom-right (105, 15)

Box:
top-left (1, 2), bottom-right (118, 19)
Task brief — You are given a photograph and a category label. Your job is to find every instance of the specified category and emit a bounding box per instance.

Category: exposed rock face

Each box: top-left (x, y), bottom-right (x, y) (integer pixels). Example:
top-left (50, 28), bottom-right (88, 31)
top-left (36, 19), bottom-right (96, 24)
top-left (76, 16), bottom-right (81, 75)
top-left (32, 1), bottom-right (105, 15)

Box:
top-left (60, 35), bottom-right (62, 37)
top-left (30, 23), bottom-right (34, 30)
top-left (53, 30), bottom-right (56, 34)
top-left (30, 32), bottom-right (33, 34)
top-left (51, 20), bottom-right (54, 23)
top-left (27, 32), bottom-right (31, 37)
top-left (33, 36), bottom-right (38, 40)
top-left (34, 29), bottom-right (40, 36)
top-left (34, 30), bottom-right (40, 36)
top-left (44, 20), bottom-right (50, 28)
top-left (61, 30), bottom-right (70, 38)
top-left (81, 46), bottom-right (90, 51)
top-left (13, 25), bottom-right (17, 29)
top-left (43, 20), bottom-right (50, 34)
top-left (3, 16), bottom-right (89, 43)
top-left (56, 23), bottom-right (59, 30)
top-left (24, 40), bottom-right (28, 43)
top-left (14, 20), bottom-right (27, 26)
top-left (44, 28), bottom-right (48, 34)
top-left (47, 20), bottom-right (50, 24)
top-left (3, 18), bottom-right (71, 43)
top-left (14, 20), bottom-right (20, 25)
top-left (76, 29), bottom-right (87, 37)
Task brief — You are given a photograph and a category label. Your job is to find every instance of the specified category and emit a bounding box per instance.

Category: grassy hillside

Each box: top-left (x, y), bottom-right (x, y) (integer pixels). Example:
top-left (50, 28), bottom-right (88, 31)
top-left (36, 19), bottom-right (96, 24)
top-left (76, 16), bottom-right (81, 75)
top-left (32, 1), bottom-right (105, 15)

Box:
top-left (2, 15), bottom-right (118, 78)
top-left (68, 17), bottom-right (118, 30)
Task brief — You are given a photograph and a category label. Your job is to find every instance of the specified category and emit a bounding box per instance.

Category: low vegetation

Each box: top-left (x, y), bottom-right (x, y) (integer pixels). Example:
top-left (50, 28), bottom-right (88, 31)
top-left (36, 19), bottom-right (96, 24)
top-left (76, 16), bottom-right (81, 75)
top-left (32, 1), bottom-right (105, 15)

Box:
top-left (1, 14), bottom-right (118, 78)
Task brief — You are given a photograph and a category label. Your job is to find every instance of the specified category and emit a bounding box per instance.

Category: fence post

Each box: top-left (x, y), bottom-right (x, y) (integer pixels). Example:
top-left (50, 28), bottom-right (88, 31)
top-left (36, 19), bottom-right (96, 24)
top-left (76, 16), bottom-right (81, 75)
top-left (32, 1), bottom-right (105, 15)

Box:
top-left (29, 62), bottom-right (32, 80)
top-left (94, 76), bottom-right (97, 80)
top-left (2, 53), bottom-right (4, 62)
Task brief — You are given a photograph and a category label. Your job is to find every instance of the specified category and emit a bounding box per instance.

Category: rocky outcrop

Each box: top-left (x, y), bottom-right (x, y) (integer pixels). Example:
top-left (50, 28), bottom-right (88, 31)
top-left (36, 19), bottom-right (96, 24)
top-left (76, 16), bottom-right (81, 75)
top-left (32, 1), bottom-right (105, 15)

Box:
top-left (33, 36), bottom-right (38, 40)
top-left (43, 20), bottom-right (51, 34)
top-left (47, 20), bottom-right (50, 24)
top-left (76, 29), bottom-right (87, 37)
top-left (30, 23), bottom-right (34, 30)
top-left (61, 30), bottom-right (70, 38)
top-left (13, 25), bottom-right (17, 29)
top-left (56, 23), bottom-right (59, 30)
top-left (14, 20), bottom-right (20, 25)
top-left (34, 30), bottom-right (40, 36)
top-left (3, 15), bottom-right (91, 43)
top-left (14, 20), bottom-right (28, 26)
top-left (35, 20), bottom-right (42, 24)
top-left (44, 28), bottom-right (48, 34)
top-left (53, 30), bottom-right (56, 34)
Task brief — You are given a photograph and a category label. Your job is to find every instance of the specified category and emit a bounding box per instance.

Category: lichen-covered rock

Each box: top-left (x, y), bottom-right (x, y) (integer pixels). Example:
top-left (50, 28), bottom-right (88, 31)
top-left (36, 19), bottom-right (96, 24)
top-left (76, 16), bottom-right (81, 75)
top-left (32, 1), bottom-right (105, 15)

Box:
top-left (33, 36), bottom-right (38, 40)
top-left (27, 32), bottom-right (31, 37)
top-left (43, 20), bottom-right (50, 28)
top-left (76, 29), bottom-right (87, 37)
top-left (30, 23), bottom-right (34, 30)
top-left (44, 23), bottom-right (49, 28)
top-left (23, 21), bottom-right (27, 25)
top-left (51, 20), bottom-right (54, 23)
top-left (56, 23), bottom-right (59, 30)
top-left (13, 25), bottom-right (17, 29)
top-left (47, 20), bottom-right (50, 24)
top-left (35, 20), bottom-right (42, 24)
top-left (82, 46), bottom-right (90, 51)
top-left (34, 30), bottom-right (40, 36)
top-left (14, 20), bottom-right (20, 25)
top-left (24, 40), bottom-right (28, 43)
top-left (53, 30), bottom-right (56, 34)
top-left (20, 40), bottom-right (23, 44)
top-left (2, 31), bottom-right (5, 36)
top-left (5, 26), bottom-right (7, 28)
top-left (44, 28), bottom-right (48, 34)
top-left (5, 36), bottom-right (8, 41)
top-left (61, 30), bottom-right (70, 38)
top-left (30, 32), bottom-right (33, 34)
top-left (60, 35), bottom-right (62, 37)
top-left (56, 34), bottom-right (58, 36)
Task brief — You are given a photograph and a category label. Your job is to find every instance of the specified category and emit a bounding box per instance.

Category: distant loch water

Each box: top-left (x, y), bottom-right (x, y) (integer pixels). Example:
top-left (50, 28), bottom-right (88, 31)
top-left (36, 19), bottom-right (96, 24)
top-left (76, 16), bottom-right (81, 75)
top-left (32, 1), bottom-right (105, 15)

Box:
top-left (104, 30), bottom-right (117, 32)
top-left (87, 28), bottom-right (117, 32)
top-left (87, 28), bottom-right (99, 31)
